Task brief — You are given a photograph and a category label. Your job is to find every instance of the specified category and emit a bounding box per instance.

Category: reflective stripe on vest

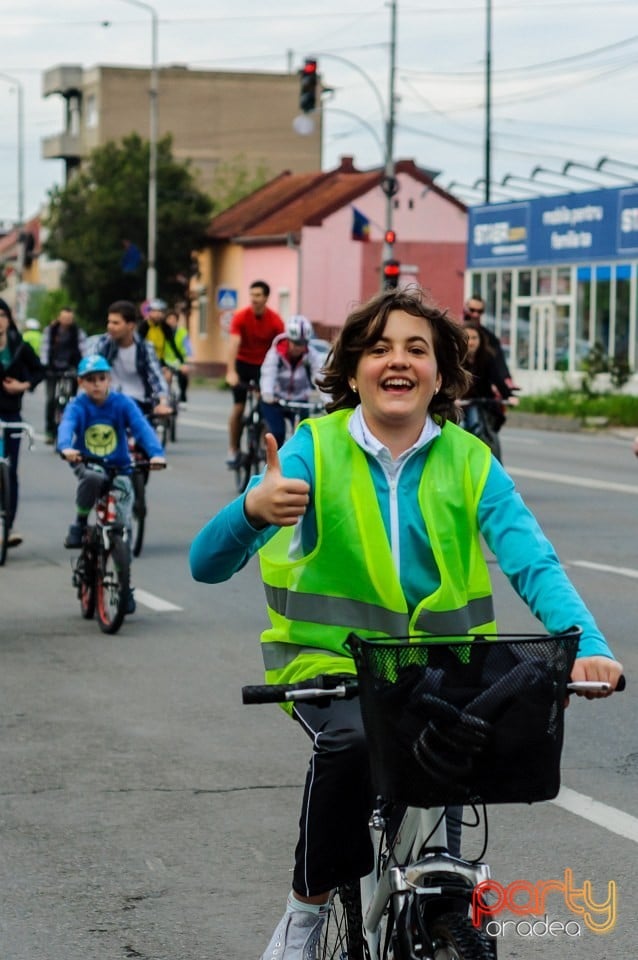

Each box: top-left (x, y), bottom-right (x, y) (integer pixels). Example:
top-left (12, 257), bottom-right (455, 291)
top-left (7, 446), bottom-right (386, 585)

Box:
top-left (258, 410), bottom-right (494, 685)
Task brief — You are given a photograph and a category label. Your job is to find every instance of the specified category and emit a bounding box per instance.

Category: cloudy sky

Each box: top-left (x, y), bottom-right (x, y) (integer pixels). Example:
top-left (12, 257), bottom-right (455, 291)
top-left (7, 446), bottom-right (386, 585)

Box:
top-left (2, 0), bottom-right (637, 222)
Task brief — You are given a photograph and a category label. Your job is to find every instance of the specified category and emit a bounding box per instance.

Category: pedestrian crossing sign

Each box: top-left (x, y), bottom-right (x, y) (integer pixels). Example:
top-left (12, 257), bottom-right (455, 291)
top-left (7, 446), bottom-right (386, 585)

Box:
top-left (216, 287), bottom-right (238, 310)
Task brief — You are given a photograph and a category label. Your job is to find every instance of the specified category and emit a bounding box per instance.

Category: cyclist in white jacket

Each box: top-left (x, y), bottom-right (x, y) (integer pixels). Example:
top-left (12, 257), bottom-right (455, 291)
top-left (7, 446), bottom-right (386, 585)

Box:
top-left (259, 315), bottom-right (327, 447)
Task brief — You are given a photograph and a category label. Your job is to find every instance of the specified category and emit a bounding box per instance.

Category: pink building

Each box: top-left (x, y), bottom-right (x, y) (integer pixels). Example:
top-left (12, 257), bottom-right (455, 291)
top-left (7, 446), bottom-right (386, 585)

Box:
top-left (190, 157), bottom-right (467, 373)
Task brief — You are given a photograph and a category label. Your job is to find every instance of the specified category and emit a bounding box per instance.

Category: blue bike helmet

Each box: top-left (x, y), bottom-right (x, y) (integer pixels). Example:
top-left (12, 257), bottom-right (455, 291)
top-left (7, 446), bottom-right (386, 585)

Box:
top-left (78, 355), bottom-right (112, 377)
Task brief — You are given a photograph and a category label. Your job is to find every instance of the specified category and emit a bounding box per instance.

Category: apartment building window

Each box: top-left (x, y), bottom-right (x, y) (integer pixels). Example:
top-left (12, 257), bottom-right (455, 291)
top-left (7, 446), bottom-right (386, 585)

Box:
top-left (85, 94), bottom-right (97, 129)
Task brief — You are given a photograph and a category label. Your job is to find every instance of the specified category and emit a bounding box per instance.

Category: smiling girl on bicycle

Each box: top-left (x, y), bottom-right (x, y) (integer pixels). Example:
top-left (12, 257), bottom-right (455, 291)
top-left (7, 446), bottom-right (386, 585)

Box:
top-left (190, 287), bottom-right (622, 960)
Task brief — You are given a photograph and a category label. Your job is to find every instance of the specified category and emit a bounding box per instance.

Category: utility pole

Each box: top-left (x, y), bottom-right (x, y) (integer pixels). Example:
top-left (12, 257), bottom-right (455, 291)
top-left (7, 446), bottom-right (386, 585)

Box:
top-left (381, 0), bottom-right (399, 287)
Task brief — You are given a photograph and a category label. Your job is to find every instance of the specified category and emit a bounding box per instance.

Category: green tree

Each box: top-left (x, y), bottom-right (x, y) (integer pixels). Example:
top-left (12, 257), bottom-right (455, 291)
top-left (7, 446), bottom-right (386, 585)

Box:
top-left (43, 134), bottom-right (213, 329)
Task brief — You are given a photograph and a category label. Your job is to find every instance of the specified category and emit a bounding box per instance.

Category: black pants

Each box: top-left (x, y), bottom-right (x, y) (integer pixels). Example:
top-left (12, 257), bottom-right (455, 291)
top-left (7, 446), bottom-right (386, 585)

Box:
top-left (1, 415), bottom-right (22, 531)
top-left (45, 373), bottom-right (78, 436)
top-left (291, 697), bottom-right (463, 897)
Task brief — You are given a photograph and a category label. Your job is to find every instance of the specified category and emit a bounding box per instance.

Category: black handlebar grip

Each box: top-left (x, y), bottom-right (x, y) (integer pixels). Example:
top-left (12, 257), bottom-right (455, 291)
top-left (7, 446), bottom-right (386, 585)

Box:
top-left (617, 675), bottom-right (626, 692)
top-left (242, 684), bottom-right (294, 704)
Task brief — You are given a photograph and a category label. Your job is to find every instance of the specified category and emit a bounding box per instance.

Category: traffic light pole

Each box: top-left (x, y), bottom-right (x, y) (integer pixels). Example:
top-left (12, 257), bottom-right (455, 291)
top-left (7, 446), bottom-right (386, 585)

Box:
top-left (382, 0), bottom-right (398, 288)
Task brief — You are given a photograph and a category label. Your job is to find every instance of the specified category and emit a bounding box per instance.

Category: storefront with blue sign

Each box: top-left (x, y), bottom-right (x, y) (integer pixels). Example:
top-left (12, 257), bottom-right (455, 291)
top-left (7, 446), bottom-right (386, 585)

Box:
top-left (466, 185), bottom-right (638, 388)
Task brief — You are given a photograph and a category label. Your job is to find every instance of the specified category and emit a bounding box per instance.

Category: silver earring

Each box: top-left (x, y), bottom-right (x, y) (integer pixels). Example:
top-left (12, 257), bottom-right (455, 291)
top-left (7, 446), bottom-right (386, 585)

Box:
top-left (350, 382), bottom-right (358, 393)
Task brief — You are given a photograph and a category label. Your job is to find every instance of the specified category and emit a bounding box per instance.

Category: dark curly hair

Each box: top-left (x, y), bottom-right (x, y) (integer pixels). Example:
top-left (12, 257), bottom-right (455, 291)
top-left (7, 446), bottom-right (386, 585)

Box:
top-left (320, 286), bottom-right (471, 425)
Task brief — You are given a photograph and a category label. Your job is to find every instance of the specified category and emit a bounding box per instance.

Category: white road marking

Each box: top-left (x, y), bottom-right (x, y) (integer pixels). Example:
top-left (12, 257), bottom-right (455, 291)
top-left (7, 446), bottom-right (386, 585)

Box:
top-left (508, 466), bottom-right (638, 496)
top-left (552, 787), bottom-right (638, 844)
top-left (135, 589), bottom-right (183, 612)
top-left (571, 559), bottom-right (638, 579)
top-left (178, 415), bottom-right (226, 431)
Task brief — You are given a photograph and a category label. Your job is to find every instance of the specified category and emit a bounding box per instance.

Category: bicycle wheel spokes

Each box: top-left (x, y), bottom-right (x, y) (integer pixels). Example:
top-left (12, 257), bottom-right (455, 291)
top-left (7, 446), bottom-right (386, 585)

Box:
top-left (319, 883), bottom-right (365, 960)
top-left (96, 534), bottom-right (130, 634)
top-left (0, 460), bottom-right (9, 566)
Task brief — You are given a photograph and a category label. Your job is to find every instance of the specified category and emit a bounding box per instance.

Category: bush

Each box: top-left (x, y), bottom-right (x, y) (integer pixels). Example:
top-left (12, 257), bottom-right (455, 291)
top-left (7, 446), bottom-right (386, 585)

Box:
top-left (516, 389), bottom-right (638, 426)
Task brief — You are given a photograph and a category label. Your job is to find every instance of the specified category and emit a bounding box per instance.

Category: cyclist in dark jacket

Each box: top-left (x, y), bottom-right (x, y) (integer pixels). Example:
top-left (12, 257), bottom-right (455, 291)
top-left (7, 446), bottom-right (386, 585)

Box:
top-left (40, 306), bottom-right (87, 443)
top-left (0, 297), bottom-right (45, 546)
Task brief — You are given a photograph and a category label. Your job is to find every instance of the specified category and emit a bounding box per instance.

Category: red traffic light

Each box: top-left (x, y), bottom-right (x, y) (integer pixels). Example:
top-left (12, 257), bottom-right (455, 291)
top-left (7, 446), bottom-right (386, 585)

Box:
top-left (383, 259), bottom-right (400, 290)
top-left (299, 58), bottom-right (319, 113)
top-left (384, 229), bottom-right (396, 245)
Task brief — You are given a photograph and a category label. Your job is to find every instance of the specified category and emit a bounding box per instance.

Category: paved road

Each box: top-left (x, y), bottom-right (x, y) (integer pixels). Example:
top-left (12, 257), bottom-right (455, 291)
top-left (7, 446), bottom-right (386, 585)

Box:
top-left (1, 388), bottom-right (636, 959)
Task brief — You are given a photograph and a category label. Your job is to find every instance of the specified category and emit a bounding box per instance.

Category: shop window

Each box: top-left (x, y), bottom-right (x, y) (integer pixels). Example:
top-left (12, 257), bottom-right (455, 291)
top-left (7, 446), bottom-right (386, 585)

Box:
top-left (576, 267), bottom-right (591, 342)
top-left (516, 305), bottom-right (531, 369)
top-left (553, 305), bottom-right (571, 371)
top-left (594, 266), bottom-right (611, 355)
top-left (536, 268), bottom-right (552, 296)
top-left (471, 274), bottom-right (482, 298)
top-left (556, 267), bottom-right (571, 295)
top-left (486, 272), bottom-right (497, 325)
top-left (518, 271), bottom-right (531, 297)
top-left (615, 268), bottom-right (630, 364)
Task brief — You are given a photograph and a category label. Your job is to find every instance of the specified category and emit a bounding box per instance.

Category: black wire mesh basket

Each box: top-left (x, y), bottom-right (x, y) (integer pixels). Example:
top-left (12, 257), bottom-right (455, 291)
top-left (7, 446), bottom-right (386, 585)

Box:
top-left (346, 630), bottom-right (581, 807)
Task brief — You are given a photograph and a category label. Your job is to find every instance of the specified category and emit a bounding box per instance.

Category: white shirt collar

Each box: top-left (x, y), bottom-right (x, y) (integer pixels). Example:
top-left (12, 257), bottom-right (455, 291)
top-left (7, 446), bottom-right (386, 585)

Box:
top-left (348, 404), bottom-right (441, 467)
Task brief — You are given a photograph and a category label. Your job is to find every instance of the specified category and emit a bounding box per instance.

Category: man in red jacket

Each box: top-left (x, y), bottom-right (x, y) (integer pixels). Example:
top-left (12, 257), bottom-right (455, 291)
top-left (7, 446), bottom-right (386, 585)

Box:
top-left (224, 280), bottom-right (284, 466)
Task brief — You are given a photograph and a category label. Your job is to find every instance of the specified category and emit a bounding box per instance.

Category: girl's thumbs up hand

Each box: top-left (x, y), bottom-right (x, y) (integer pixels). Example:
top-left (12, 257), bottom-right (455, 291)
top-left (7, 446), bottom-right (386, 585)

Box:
top-left (244, 433), bottom-right (311, 528)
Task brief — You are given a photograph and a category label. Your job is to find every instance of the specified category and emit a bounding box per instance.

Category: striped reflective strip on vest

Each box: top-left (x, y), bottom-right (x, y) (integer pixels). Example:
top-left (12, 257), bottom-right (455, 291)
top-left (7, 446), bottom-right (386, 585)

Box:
top-left (414, 596), bottom-right (495, 634)
top-left (264, 584), bottom-right (410, 635)
top-left (262, 643), bottom-right (347, 672)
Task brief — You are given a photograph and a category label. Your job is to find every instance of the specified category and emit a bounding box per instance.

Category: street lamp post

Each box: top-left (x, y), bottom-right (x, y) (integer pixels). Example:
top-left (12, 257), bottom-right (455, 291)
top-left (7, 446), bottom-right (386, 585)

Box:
top-left (484, 0), bottom-right (492, 204)
top-left (0, 71), bottom-right (25, 283)
top-left (119, 0), bottom-right (158, 301)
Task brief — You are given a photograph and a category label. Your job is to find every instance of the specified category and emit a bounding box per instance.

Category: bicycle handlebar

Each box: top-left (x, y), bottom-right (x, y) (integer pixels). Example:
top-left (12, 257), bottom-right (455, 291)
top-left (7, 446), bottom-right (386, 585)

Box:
top-left (61, 452), bottom-right (167, 472)
top-left (0, 420), bottom-right (35, 449)
top-left (242, 673), bottom-right (625, 705)
top-left (276, 399), bottom-right (325, 414)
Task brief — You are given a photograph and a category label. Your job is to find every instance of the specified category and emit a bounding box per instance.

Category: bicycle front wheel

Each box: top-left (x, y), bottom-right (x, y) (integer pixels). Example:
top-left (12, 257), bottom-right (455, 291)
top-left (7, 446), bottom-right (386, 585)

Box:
top-left (77, 544), bottom-right (96, 619)
top-left (430, 912), bottom-right (496, 960)
top-left (319, 882), bottom-right (365, 960)
top-left (235, 422), bottom-right (264, 494)
top-left (96, 534), bottom-right (130, 634)
top-left (0, 460), bottom-right (10, 566)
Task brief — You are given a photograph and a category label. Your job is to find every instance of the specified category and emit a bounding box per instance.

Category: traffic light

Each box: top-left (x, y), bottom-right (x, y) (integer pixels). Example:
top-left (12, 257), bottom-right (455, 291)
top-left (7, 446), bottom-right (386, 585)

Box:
top-left (383, 259), bottom-right (400, 290)
top-left (384, 229), bottom-right (396, 245)
top-left (299, 58), bottom-right (318, 113)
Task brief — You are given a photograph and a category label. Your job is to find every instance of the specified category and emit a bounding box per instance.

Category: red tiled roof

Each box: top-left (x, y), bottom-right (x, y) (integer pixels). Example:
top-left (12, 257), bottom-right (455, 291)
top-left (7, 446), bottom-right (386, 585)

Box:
top-left (206, 157), bottom-right (465, 244)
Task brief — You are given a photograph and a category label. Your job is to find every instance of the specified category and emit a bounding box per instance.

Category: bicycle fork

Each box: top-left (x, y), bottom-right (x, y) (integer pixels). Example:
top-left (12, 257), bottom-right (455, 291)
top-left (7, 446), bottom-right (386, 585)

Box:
top-left (360, 807), bottom-right (492, 959)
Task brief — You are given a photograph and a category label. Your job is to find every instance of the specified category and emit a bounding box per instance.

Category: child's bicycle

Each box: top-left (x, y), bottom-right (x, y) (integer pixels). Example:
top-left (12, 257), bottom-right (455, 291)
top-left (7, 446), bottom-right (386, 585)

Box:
top-left (243, 629), bottom-right (624, 960)
top-left (71, 454), bottom-right (165, 634)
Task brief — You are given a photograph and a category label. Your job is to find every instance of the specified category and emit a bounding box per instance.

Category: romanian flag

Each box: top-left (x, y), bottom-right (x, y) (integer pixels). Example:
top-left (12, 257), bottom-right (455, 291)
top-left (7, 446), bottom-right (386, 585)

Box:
top-left (351, 207), bottom-right (371, 242)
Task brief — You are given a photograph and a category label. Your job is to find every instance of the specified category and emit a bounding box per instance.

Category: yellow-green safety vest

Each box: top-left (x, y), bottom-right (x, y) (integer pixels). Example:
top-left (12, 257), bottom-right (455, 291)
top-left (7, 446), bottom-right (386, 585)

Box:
top-left (258, 409), bottom-right (495, 691)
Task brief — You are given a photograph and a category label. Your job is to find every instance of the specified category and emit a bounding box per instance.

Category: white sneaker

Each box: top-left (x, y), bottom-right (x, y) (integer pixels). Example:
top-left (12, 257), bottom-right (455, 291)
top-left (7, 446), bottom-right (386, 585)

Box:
top-left (260, 908), bottom-right (326, 960)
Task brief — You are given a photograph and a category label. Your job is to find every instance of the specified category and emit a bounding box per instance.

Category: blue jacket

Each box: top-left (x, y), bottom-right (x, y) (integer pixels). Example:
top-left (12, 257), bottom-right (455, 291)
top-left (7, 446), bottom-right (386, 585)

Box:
top-left (190, 411), bottom-right (613, 662)
top-left (56, 390), bottom-right (164, 470)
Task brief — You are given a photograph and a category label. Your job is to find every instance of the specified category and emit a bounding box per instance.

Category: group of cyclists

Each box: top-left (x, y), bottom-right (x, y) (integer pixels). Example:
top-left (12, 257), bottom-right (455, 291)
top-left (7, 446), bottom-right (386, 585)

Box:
top-left (0, 297), bottom-right (191, 564)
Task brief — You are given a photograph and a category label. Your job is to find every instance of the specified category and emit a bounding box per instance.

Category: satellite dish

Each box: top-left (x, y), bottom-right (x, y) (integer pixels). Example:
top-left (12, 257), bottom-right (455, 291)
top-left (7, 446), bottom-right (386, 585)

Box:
top-left (293, 114), bottom-right (315, 136)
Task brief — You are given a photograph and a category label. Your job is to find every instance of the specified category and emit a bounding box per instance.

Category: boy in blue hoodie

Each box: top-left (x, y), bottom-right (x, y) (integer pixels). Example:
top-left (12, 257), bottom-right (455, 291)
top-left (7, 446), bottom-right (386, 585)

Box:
top-left (57, 355), bottom-right (165, 566)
